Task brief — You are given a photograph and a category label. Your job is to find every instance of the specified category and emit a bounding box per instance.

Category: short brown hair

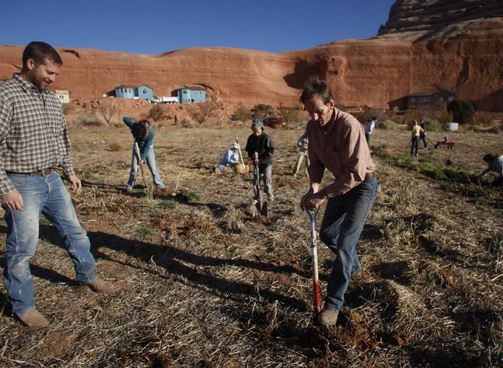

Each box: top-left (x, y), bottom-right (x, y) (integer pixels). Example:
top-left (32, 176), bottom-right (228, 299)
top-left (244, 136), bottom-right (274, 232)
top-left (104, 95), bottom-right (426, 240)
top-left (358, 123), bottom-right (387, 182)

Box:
top-left (22, 41), bottom-right (63, 68)
top-left (132, 119), bottom-right (151, 139)
top-left (300, 78), bottom-right (333, 104)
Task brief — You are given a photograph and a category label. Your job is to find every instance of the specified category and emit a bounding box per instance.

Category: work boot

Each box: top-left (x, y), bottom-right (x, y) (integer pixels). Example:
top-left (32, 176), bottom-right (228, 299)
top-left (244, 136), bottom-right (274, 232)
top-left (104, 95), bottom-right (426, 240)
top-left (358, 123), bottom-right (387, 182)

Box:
top-left (18, 308), bottom-right (49, 328)
top-left (88, 277), bottom-right (118, 293)
top-left (319, 307), bottom-right (339, 327)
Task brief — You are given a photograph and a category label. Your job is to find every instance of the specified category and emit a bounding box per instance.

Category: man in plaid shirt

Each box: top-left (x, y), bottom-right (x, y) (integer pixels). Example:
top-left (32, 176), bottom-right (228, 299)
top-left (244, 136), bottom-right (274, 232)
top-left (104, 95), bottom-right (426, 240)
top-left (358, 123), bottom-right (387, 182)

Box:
top-left (0, 42), bottom-right (116, 328)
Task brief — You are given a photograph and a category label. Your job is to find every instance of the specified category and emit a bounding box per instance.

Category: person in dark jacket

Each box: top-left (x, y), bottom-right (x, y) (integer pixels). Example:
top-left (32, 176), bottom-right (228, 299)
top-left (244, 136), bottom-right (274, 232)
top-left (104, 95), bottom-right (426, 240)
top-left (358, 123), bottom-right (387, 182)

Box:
top-left (123, 117), bottom-right (165, 192)
top-left (245, 119), bottom-right (275, 201)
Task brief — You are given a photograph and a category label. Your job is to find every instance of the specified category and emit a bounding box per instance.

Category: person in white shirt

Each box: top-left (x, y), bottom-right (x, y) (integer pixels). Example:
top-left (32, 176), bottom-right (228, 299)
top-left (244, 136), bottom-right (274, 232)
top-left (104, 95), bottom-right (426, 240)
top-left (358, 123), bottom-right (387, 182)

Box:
top-left (365, 117), bottom-right (376, 146)
top-left (216, 142), bottom-right (240, 173)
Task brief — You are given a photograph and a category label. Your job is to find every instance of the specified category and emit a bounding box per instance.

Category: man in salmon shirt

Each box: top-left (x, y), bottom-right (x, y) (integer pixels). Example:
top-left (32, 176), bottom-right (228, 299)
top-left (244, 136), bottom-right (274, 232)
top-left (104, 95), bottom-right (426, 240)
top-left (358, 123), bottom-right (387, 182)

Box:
top-left (300, 79), bottom-right (378, 327)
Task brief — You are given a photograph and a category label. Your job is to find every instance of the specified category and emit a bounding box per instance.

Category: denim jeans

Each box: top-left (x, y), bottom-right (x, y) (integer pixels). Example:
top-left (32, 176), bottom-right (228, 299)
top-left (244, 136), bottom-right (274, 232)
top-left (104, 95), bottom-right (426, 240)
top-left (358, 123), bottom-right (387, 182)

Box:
top-left (319, 177), bottom-right (378, 311)
top-left (411, 137), bottom-right (419, 155)
top-left (253, 163), bottom-right (273, 197)
top-left (127, 146), bottom-right (165, 190)
top-left (3, 171), bottom-right (97, 316)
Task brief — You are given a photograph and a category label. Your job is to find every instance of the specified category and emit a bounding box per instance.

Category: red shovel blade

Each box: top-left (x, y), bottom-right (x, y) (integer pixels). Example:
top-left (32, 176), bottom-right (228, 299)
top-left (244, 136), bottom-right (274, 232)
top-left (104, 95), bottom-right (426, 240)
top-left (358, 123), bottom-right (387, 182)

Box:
top-left (313, 279), bottom-right (321, 314)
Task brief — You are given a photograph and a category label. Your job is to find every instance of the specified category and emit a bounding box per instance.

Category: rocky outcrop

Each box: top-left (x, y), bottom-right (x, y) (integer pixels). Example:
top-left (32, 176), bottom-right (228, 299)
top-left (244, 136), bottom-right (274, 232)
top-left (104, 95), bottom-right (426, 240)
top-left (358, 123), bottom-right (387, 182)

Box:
top-left (378, 0), bottom-right (503, 40)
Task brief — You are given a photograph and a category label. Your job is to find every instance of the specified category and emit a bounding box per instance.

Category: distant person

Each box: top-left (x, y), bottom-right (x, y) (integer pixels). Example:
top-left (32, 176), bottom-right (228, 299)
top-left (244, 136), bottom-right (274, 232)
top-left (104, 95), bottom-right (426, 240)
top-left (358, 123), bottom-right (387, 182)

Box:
top-left (216, 142), bottom-right (240, 173)
top-left (299, 79), bottom-right (377, 327)
top-left (419, 120), bottom-right (428, 148)
top-left (478, 153), bottom-right (503, 187)
top-left (245, 119), bottom-right (275, 202)
top-left (365, 116), bottom-right (376, 146)
top-left (293, 131), bottom-right (310, 177)
top-left (410, 120), bottom-right (424, 156)
top-left (0, 41), bottom-right (116, 328)
top-left (123, 117), bottom-right (165, 192)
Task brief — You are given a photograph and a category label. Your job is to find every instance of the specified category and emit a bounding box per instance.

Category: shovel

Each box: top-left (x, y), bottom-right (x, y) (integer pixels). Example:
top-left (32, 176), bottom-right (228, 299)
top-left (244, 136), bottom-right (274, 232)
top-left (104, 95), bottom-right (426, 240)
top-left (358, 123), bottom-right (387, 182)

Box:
top-left (134, 142), bottom-right (149, 191)
top-left (305, 208), bottom-right (321, 315)
top-left (253, 154), bottom-right (265, 216)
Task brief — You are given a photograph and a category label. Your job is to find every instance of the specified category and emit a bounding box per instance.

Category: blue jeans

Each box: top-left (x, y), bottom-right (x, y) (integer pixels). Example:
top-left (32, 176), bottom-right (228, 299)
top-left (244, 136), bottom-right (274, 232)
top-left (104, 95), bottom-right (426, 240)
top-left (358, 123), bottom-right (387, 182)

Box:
top-left (411, 137), bottom-right (419, 155)
top-left (319, 177), bottom-right (378, 311)
top-left (127, 146), bottom-right (165, 190)
top-left (3, 171), bottom-right (97, 316)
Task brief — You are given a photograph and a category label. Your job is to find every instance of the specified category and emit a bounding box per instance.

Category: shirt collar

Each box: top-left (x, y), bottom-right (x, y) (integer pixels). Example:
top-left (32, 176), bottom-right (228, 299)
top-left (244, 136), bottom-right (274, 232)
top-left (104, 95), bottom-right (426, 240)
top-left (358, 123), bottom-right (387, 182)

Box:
top-left (319, 107), bottom-right (338, 134)
top-left (13, 73), bottom-right (47, 94)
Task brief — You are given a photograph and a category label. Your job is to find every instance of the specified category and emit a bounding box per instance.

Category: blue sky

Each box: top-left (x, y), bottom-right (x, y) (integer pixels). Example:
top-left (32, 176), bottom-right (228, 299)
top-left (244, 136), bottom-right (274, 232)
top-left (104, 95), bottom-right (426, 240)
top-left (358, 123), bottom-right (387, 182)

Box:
top-left (0, 0), bottom-right (395, 54)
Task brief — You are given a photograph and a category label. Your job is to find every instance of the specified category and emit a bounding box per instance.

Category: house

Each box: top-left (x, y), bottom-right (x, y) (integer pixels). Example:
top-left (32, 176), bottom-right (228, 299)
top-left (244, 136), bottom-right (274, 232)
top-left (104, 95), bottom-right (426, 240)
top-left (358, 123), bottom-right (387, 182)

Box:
top-left (55, 90), bottom-right (70, 104)
top-left (115, 85), bottom-right (136, 99)
top-left (406, 90), bottom-right (455, 110)
top-left (388, 90), bottom-right (455, 111)
top-left (176, 86), bottom-right (207, 104)
top-left (134, 84), bottom-right (154, 102)
top-left (114, 84), bottom-right (154, 101)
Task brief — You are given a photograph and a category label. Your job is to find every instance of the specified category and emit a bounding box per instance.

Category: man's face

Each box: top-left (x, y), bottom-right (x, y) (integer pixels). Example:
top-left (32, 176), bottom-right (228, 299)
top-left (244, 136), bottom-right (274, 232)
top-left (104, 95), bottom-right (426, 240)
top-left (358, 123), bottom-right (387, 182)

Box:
top-left (304, 96), bottom-right (334, 127)
top-left (25, 58), bottom-right (61, 90)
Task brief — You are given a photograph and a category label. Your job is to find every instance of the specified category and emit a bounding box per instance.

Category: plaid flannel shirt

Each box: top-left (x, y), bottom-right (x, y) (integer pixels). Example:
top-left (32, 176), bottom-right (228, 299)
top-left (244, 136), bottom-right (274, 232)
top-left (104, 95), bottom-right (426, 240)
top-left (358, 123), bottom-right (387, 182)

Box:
top-left (0, 74), bottom-right (75, 195)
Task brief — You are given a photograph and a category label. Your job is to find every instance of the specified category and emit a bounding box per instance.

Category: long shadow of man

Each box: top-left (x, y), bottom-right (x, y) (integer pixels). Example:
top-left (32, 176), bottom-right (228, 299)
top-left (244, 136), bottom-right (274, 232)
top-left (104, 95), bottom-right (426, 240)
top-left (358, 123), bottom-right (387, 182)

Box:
top-left (0, 224), bottom-right (307, 312)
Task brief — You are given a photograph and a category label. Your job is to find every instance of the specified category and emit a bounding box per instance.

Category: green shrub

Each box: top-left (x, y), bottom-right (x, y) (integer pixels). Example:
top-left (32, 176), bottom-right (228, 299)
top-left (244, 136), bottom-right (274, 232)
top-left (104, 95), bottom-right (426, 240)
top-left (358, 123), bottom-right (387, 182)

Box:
top-left (252, 103), bottom-right (273, 118)
top-left (447, 100), bottom-right (475, 123)
top-left (422, 119), bottom-right (442, 132)
top-left (377, 119), bottom-right (398, 130)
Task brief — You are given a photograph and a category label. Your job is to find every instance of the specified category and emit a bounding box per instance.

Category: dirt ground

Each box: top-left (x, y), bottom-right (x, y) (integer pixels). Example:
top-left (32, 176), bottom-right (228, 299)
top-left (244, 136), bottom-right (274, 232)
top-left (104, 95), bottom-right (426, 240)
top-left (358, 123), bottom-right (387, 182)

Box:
top-left (0, 123), bottom-right (502, 367)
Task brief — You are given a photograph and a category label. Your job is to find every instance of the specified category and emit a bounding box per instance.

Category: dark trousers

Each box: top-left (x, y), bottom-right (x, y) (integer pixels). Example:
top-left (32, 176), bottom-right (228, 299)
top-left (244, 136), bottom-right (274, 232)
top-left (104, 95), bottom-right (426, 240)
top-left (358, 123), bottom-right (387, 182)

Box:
top-left (319, 177), bottom-right (378, 311)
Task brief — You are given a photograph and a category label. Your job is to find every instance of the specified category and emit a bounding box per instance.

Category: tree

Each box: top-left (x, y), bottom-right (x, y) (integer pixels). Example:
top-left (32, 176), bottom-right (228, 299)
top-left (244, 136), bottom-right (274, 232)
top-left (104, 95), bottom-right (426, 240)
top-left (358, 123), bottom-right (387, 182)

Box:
top-left (148, 105), bottom-right (164, 122)
top-left (232, 103), bottom-right (251, 122)
top-left (98, 101), bottom-right (117, 125)
top-left (447, 100), bottom-right (475, 123)
top-left (252, 103), bottom-right (273, 119)
top-left (189, 98), bottom-right (223, 124)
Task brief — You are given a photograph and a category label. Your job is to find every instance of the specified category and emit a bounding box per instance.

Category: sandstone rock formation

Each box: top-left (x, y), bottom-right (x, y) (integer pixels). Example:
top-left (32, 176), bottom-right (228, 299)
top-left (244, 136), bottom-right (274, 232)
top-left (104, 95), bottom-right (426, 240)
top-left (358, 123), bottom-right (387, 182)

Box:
top-left (1, 0), bottom-right (502, 111)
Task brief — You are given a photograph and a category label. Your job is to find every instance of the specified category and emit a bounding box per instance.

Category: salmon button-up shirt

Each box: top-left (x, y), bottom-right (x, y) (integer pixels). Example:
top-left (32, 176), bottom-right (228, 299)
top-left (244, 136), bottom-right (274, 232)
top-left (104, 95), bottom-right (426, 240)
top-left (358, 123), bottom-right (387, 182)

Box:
top-left (307, 108), bottom-right (376, 197)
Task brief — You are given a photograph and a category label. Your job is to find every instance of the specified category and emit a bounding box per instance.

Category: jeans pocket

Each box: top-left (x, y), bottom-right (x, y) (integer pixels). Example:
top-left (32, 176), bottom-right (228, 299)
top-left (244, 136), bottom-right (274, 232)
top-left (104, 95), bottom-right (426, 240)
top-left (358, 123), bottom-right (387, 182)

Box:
top-left (7, 174), bottom-right (29, 189)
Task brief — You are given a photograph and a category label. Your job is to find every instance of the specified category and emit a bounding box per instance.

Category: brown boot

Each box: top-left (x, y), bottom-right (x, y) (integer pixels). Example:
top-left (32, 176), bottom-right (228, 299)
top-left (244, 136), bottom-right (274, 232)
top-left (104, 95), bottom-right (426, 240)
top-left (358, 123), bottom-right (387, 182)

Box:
top-left (88, 277), bottom-right (118, 293)
top-left (18, 308), bottom-right (49, 328)
top-left (319, 308), bottom-right (339, 327)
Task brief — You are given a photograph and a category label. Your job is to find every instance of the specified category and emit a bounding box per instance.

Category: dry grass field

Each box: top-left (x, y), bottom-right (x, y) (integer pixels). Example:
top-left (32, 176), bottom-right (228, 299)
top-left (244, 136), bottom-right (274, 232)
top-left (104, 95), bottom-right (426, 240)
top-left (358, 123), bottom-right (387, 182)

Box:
top-left (0, 123), bottom-right (502, 367)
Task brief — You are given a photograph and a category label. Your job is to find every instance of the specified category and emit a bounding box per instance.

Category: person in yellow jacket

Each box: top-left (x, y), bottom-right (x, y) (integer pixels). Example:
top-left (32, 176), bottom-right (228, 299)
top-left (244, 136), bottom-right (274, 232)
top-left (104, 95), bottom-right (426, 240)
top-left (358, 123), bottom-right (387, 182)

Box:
top-left (410, 120), bottom-right (424, 156)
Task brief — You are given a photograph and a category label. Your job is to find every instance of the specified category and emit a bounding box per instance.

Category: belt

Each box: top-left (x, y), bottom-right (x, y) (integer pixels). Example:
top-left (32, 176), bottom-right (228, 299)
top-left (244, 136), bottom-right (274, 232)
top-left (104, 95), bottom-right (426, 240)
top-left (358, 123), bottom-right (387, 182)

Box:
top-left (33, 168), bottom-right (53, 176)
top-left (6, 168), bottom-right (53, 176)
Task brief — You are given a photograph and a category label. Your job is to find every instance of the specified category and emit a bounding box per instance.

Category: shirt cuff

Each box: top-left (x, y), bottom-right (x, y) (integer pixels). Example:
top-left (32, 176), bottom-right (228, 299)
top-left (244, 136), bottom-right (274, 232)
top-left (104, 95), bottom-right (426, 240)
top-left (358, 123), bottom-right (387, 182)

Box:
top-left (63, 166), bottom-right (76, 178)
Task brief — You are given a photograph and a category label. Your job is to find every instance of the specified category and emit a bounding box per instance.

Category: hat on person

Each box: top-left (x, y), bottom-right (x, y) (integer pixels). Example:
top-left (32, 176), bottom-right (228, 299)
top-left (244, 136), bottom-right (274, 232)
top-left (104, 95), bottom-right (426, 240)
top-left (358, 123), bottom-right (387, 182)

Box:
top-left (252, 119), bottom-right (264, 128)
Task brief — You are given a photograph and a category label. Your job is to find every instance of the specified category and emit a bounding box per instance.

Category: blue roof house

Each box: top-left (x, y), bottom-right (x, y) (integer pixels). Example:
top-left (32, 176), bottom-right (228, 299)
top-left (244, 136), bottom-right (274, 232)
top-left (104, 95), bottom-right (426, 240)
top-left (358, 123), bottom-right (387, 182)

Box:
top-left (134, 85), bottom-right (154, 102)
top-left (176, 86), bottom-right (207, 104)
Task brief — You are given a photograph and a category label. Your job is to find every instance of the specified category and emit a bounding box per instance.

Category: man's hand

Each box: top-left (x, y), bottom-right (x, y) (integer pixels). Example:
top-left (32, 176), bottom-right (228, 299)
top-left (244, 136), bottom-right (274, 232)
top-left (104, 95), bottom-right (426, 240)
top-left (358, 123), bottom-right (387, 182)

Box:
top-left (1, 191), bottom-right (24, 211)
top-left (300, 190), bottom-right (327, 211)
top-left (68, 175), bottom-right (82, 193)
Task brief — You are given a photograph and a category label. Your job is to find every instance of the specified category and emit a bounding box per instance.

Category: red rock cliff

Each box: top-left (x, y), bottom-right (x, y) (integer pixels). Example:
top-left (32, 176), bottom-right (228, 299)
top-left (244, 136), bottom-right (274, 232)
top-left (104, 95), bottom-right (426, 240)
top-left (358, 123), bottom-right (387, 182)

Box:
top-left (1, 1), bottom-right (502, 111)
